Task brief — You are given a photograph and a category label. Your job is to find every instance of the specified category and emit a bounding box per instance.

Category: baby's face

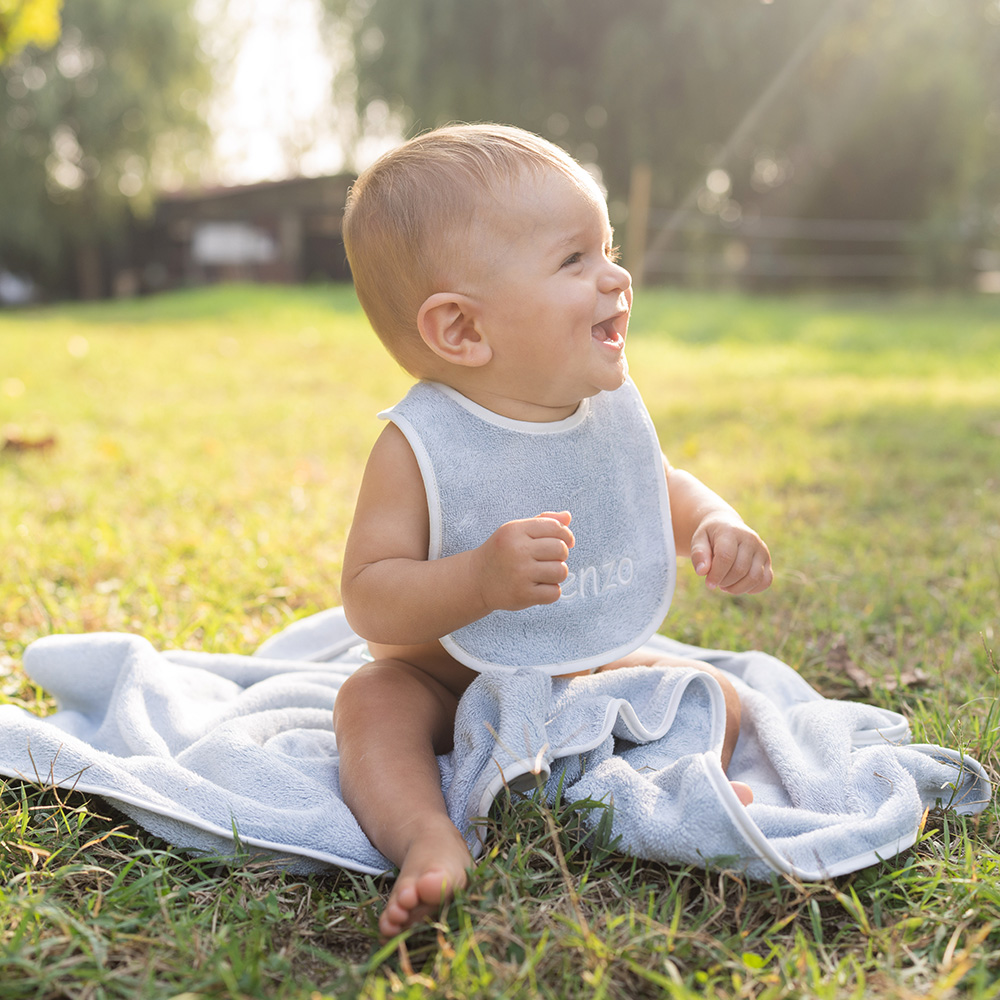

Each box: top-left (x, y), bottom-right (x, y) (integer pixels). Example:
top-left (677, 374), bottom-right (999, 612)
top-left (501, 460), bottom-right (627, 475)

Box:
top-left (461, 168), bottom-right (633, 421)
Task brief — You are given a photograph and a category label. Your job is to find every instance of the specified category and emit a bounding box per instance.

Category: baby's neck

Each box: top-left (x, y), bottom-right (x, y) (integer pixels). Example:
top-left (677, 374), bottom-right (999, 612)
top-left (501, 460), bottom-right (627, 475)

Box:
top-left (422, 376), bottom-right (584, 423)
top-left (459, 387), bottom-right (582, 422)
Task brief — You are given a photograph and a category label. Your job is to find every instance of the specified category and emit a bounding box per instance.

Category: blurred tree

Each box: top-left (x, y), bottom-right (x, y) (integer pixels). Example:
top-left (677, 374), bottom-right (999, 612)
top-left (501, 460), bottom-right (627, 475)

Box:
top-left (0, 0), bottom-right (210, 297)
top-left (739, 0), bottom-right (1000, 282)
top-left (0, 0), bottom-right (61, 62)
top-left (327, 0), bottom-right (812, 203)
top-left (329, 0), bottom-right (1000, 286)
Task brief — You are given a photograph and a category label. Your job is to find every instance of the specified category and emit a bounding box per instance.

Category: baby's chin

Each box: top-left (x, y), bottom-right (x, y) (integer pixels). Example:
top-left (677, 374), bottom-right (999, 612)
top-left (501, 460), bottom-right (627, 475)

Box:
top-left (607, 352), bottom-right (629, 384)
top-left (590, 366), bottom-right (629, 399)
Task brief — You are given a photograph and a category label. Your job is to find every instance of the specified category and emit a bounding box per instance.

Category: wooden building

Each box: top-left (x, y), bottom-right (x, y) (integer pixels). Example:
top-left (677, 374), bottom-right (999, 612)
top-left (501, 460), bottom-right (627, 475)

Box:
top-left (127, 173), bottom-right (354, 295)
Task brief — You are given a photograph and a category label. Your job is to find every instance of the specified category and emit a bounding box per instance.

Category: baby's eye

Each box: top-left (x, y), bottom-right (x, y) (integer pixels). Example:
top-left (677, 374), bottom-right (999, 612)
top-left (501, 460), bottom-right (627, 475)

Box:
top-left (561, 252), bottom-right (583, 267)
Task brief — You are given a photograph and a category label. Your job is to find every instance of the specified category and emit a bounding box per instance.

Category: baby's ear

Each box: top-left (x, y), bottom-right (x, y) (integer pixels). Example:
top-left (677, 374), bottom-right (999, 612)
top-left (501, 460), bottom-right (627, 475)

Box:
top-left (417, 292), bottom-right (492, 368)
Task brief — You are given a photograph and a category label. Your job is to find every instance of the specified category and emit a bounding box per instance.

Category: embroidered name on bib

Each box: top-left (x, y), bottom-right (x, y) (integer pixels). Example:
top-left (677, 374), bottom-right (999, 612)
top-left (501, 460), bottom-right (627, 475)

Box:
top-left (561, 556), bottom-right (635, 601)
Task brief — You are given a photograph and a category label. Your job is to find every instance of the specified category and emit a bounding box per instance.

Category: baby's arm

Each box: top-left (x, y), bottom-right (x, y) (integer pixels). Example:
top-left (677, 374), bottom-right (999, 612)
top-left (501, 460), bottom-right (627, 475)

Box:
top-left (342, 423), bottom-right (575, 645)
top-left (664, 456), bottom-right (773, 595)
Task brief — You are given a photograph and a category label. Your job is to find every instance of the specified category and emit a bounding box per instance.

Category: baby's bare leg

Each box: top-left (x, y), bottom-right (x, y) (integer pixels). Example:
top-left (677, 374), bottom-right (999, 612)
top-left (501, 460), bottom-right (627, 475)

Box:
top-left (333, 659), bottom-right (473, 937)
top-left (597, 652), bottom-right (752, 804)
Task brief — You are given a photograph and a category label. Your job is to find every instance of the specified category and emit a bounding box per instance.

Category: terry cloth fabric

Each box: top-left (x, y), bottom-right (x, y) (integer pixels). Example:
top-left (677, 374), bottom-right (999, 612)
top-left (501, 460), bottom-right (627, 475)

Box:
top-left (0, 607), bottom-right (989, 880)
top-left (380, 378), bottom-right (675, 674)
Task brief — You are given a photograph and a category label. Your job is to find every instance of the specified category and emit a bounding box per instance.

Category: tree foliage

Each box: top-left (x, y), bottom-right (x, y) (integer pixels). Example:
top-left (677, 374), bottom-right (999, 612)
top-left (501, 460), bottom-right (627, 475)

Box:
top-left (331, 0), bottom-right (803, 201)
top-left (0, 0), bottom-right (210, 296)
top-left (0, 0), bottom-right (61, 62)
top-left (331, 0), bottom-right (1000, 273)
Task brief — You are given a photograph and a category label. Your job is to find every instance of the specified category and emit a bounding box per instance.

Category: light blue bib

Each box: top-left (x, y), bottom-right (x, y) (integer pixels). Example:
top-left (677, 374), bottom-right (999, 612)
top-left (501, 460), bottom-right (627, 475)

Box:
top-left (379, 378), bottom-right (676, 674)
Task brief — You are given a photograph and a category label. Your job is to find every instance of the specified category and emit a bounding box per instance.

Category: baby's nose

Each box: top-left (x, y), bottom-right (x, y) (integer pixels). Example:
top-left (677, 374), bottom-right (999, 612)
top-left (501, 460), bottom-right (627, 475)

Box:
top-left (600, 258), bottom-right (632, 294)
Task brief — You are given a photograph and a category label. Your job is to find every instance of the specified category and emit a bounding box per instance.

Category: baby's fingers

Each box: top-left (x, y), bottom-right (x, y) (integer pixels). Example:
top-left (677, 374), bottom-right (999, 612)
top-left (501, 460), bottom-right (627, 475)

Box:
top-left (718, 545), bottom-right (773, 594)
top-left (698, 521), bottom-right (772, 594)
top-left (529, 535), bottom-right (573, 570)
top-left (537, 510), bottom-right (572, 527)
top-left (530, 511), bottom-right (575, 549)
top-left (703, 534), bottom-right (743, 590)
top-left (728, 549), bottom-right (774, 594)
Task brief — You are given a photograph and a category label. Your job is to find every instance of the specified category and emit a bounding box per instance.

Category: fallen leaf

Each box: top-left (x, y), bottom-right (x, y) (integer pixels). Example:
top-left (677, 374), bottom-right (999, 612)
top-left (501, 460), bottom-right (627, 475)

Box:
top-left (2, 434), bottom-right (56, 453)
top-left (825, 640), bottom-right (876, 692)
top-left (825, 639), bottom-right (930, 693)
top-left (883, 668), bottom-right (930, 692)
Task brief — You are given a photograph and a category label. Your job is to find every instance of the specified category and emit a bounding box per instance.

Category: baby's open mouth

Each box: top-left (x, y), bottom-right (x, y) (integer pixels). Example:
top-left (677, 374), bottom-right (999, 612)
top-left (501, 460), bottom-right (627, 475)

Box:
top-left (592, 317), bottom-right (625, 346)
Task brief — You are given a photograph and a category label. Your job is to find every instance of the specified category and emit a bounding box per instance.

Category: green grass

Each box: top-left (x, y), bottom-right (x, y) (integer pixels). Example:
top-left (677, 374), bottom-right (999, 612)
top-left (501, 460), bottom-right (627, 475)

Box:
top-left (2, 284), bottom-right (999, 999)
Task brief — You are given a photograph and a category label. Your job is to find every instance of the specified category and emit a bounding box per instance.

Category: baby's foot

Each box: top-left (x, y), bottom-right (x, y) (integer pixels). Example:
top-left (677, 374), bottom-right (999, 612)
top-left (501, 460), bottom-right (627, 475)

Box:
top-left (379, 820), bottom-right (472, 938)
top-left (731, 781), bottom-right (753, 806)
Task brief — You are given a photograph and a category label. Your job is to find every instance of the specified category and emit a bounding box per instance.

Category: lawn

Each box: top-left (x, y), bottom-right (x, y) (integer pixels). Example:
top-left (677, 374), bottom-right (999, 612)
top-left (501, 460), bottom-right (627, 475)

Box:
top-left (1, 284), bottom-right (999, 999)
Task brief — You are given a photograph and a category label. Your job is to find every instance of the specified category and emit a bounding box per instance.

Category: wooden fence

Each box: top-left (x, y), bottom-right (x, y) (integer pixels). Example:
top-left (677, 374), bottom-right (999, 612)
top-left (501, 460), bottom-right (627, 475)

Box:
top-left (628, 207), bottom-right (997, 291)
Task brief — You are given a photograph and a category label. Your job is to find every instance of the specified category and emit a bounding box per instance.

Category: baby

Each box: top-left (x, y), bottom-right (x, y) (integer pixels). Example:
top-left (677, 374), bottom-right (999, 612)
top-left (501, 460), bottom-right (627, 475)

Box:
top-left (335, 123), bottom-right (773, 938)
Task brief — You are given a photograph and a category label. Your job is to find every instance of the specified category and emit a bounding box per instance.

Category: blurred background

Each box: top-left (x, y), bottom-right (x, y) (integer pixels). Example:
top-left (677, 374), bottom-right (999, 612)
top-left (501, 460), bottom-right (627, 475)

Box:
top-left (2, 0), bottom-right (999, 303)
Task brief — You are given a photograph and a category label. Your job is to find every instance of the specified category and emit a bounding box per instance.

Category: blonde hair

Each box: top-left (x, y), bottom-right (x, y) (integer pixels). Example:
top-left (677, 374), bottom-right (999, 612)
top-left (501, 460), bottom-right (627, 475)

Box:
top-left (342, 123), bottom-right (591, 374)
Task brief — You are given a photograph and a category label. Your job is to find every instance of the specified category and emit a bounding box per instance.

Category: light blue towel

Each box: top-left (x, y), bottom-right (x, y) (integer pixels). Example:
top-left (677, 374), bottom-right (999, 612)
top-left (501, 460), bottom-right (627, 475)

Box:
top-left (0, 608), bottom-right (989, 880)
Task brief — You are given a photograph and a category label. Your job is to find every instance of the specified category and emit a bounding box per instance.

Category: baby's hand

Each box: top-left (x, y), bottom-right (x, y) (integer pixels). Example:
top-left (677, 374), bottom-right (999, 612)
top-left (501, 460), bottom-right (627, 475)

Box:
top-left (475, 511), bottom-right (575, 612)
top-left (690, 515), bottom-right (772, 595)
